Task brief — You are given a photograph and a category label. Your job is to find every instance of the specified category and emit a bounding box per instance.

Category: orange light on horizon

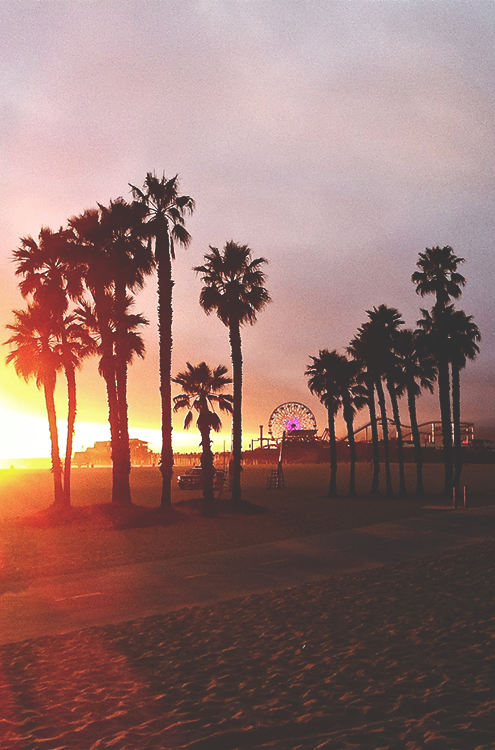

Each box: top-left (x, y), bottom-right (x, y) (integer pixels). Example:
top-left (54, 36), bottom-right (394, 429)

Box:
top-left (0, 402), bottom-right (254, 465)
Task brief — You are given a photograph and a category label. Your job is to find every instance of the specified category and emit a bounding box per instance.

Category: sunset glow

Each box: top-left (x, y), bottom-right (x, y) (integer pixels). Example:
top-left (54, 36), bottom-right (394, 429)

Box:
top-left (1, 1), bottom-right (494, 467)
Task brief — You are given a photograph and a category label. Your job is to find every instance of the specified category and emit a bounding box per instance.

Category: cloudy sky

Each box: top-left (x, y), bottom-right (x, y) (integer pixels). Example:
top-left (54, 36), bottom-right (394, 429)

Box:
top-left (1, 0), bottom-right (494, 460)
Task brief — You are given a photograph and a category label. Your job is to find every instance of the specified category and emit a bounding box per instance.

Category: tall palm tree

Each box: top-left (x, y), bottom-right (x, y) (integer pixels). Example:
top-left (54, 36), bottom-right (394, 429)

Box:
top-left (13, 227), bottom-right (87, 505)
top-left (306, 350), bottom-right (343, 498)
top-left (349, 322), bottom-right (394, 497)
top-left (69, 208), bottom-right (148, 504)
top-left (5, 304), bottom-right (64, 505)
top-left (130, 173), bottom-right (195, 508)
top-left (337, 356), bottom-right (367, 497)
top-left (69, 209), bottom-right (126, 502)
top-left (99, 198), bottom-right (153, 482)
top-left (417, 305), bottom-right (452, 487)
top-left (74, 293), bottom-right (148, 488)
top-left (366, 305), bottom-right (406, 497)
top-left (13, 227), bottom-right (84, 314)
top-left (412, 246), bottom-right (466, 310)
top-left (443, 307), bottom-right (480, 494)
top-left (412, 245), bottom-right (466, 496)
top-left (394, 328), bottom-right (437, 497)
top-left (173, 362), bottom-right (233, 517)
top-left (195, 241), bottom-right (270, 504)
top-left (348, 337), bottom-right (381, 495)
top-left (57, 314), bottom-right (96, 504)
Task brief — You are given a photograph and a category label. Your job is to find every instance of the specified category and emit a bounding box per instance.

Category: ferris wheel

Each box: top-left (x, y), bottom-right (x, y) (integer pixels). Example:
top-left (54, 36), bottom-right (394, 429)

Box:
top-left (268, 402), bottom-right (317, 440)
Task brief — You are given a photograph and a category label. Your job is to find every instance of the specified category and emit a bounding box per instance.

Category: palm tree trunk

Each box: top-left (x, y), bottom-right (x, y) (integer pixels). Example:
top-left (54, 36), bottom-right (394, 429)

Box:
top-left (407, 383), bottom-right (424, 498)
top-left (229, 318), bottom-right (243, 503)
top-left (343, 399), bottom-right (356, 497)
top-left (116, 356), bottom-right (131, 481)
top-left (386, 376), bottom-right (406, 497)
top-left (199, 419), bottom-right (216, 518)
top-left (327, 407), bottom-right (338, 498)
top-left (102, 363), bottom-right (130, 504)
top-left (44, 375), bottom-right (64, 505)
top-left (157, 241), bottom-right (174, 508)
top-left (437, 357), bottom-right (453, 497)
top-left (376, 377), bottom-right (393, 497)
top-left (365, 376), bottom-right (380, 493)
top-left (95, 288), bottom-right (131, 505)
top-left (115, 284), bottom-right (132, 489)
top-left (63, 364), bottom-right (77, 506)
top-left (452, 364), bottom-right (462, 495)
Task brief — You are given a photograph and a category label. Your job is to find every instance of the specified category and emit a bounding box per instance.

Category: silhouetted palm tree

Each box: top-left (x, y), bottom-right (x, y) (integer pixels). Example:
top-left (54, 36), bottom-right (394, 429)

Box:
top-left (69, 209), bottom-right (126, 501)
top-left (337, 356), bottom-right (367, 497)
top-left (99, 198), bottom-right (153, 482)
top-left (57, 314), bottom-right (96, 503)
top-left (13, 227), bottom-right (84, 313)
top-left (74, 293), bottom-right (148, 481)
top-left (349, 322), bottom-right (394, 497)
top-left (173, 362), bottom-right (233, 517)
top-left (394, 328), bottom-right (437, 497)
top-left (69, 208), bottom-right (149, 504)
top-left (13, 227), bottom-right (88, 505)
top-left (444, 307), bottom-right (480, 494)
top-left (412, 246), bottom-right (466, 496)
top-left (195, 241), bottom-right (270, 504)
top-left (130, 173), bottom-right (195, 508)
top-left (366, 305), bottom-right (406, 497)
top-left (5, 304), bottom-right (64, 504)
top-left (412, 246), bottom-right (466, 310)
top-left (306, 350), bottom-right (343, 498)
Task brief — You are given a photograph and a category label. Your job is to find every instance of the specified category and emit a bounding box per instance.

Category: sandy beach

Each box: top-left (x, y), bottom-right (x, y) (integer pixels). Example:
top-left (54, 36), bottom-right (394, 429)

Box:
top-left (1, 538), bottom-right (494, 749)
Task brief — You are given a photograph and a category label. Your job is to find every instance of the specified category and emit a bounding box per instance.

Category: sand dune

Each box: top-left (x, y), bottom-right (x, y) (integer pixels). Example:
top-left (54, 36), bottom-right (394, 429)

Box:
top-left (1, 540), bottom-right (495, 749)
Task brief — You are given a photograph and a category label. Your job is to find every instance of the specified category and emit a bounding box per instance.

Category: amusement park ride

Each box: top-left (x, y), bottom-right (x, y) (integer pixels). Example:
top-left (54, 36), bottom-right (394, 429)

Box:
top-left (253, 401), bottom-right (476, 450)
top-left (256, 402), bottom-right (320, 488)
top-left (252, 402), bottom-right (478, 488)
top-left (252, 402), bottom-right (319, 450)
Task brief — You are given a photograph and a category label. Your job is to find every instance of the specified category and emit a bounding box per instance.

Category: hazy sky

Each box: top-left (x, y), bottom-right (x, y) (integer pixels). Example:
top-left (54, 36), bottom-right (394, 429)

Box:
top-left (1, 0), bottom-right (494, 459)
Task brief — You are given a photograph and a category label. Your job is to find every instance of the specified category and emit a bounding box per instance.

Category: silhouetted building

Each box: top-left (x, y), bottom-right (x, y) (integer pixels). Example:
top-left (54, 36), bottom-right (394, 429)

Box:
top-left (74, 439), bottom-right (158, 467)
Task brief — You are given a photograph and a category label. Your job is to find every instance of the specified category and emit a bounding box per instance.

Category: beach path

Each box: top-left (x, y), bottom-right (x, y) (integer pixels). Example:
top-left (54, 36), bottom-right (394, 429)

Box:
top-left (1, 506), bottom-right (495, 646)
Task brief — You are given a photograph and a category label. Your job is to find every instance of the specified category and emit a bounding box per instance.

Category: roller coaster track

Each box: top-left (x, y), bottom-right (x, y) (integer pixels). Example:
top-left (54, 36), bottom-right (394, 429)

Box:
top-left (321, 419), bottom-right (474, 443)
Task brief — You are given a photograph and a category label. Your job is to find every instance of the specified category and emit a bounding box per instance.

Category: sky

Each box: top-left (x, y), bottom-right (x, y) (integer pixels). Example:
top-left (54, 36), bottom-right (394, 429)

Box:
top-left (1, 0), bottom-right (494, 462)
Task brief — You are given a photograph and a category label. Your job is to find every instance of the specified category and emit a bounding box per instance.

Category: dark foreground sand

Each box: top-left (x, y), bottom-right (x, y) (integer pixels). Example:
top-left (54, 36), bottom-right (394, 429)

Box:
top-left (1, 540), bottom-right (495, 750)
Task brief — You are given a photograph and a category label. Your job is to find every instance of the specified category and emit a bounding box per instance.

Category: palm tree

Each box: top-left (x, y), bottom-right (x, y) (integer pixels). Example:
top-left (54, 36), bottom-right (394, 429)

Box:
top-left (412, 245), bottom-right (466, 497)
top-left (74, 293), bottom-right (148, 487)
top-left (5, 304), bottom-right (64, 504)
top-left (130, 173), bottom-right (195, 508)
top-left (306, 350), bottom-right (343, 498)
top-left (69, 209), bottom-right (126, 502)
top-left (57, 314), bottom-right (96, 504)
top-left (348, 322), bottom-right (394, 497)
top-left (69, 208), bottom-right (148, 504)
top-left (195, 241), bottom-right (270, 504)
top-left (394, 328), bottom-right (437, 497)
top-left (412, 246), bottom-right (466, 310)
top-left (417, 305), bottom-right (453, 490)
top-left (173, 362), bottom-right (233, 517)
top-left (337, 356), bottom-right (367, 497)
top-left (443, 307), bottom-right (481, 494)
top-left (366, 305), bottom-right (406, 497)
top-left (99, 198), bottom-right (153, 483)
top-left (13, 227), bottom-right (84, 313)
top-left (348, 335), bottom-right (381, 495)
top-left (13, 227), bottom-right (87, 505)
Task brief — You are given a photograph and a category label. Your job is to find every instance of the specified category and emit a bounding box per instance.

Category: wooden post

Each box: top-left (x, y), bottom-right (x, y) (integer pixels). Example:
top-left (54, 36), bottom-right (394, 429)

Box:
top-left (464, 486), bottom-right (468, 509)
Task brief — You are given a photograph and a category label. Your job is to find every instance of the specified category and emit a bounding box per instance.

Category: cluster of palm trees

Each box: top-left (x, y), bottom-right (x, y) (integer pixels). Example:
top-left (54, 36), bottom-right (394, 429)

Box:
top-left (5, 171), bottom-right (270, 512)
top-left (307, 246), bottom-right (480, 499)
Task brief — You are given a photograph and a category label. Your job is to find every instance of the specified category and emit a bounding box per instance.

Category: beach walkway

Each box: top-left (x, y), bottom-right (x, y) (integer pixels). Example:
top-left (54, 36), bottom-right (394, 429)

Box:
top-left (2, 505), bottom-right (495, 645)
